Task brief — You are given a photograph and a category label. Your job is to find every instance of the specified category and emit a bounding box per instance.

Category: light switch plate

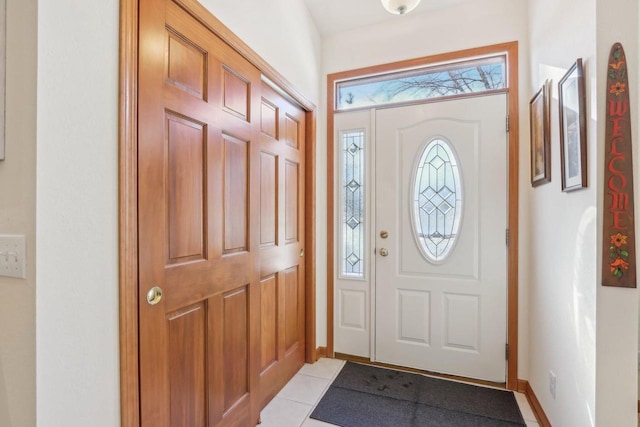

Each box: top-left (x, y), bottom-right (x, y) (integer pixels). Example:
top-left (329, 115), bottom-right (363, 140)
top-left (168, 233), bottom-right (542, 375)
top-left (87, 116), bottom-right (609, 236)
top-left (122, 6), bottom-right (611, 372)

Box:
top-left (0, 235), bottom-right (26, 279)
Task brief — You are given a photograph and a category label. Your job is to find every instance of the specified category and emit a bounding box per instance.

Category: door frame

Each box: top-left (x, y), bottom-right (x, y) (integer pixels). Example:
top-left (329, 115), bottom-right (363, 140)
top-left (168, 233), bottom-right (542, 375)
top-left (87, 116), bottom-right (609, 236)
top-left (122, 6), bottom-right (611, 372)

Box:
top-left (118, 1), bottom-right (318, 425)
top-left (326, 41), bottom-right (520, 390)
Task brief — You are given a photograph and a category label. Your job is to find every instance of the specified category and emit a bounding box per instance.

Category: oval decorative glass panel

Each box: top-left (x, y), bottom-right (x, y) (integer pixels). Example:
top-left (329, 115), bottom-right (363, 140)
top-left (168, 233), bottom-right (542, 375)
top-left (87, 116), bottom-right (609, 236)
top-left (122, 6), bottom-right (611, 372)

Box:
top-left (412, 138), bottom-right (463, 263)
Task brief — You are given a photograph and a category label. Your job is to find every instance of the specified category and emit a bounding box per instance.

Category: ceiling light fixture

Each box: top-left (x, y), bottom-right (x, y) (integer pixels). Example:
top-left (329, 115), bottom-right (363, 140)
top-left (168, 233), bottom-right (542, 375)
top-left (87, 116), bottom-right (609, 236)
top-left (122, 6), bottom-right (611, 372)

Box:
top-left (380, 0), bottom-right (422, 15)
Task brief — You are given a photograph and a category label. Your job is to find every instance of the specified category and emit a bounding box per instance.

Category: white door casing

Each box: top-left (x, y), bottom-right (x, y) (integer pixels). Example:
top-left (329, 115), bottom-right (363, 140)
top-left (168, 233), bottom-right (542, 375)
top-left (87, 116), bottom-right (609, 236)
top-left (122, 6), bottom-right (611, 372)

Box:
top-left (374, 94), bottom-right (508, 382)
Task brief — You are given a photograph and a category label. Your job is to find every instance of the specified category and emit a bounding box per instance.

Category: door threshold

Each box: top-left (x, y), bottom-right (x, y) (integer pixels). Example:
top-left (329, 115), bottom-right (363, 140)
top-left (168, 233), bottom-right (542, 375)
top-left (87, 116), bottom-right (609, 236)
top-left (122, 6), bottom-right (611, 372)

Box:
top-left (334, 352), bottom-right (507, 390)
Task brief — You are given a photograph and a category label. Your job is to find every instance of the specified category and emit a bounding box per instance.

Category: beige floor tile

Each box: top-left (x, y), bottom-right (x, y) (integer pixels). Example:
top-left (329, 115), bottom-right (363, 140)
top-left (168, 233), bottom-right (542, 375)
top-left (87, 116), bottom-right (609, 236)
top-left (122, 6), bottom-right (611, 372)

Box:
top-left (259, 396), bottom-right (312, 427)
top-left (277, 373), bottom-right (331, 405)
top-left (298, 357), bottom-right (346, 380)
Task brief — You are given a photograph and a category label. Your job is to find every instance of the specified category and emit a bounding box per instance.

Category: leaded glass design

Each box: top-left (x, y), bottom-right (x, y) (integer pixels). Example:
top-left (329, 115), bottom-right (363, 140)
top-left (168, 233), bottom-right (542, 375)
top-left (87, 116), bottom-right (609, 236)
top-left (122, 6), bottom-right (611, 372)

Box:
top-left (412, 138), bottom-right (462, 263)
top-left (336, 56), bottom-right (505, 110)
top-left (341, 130), bottom-right (365, 277)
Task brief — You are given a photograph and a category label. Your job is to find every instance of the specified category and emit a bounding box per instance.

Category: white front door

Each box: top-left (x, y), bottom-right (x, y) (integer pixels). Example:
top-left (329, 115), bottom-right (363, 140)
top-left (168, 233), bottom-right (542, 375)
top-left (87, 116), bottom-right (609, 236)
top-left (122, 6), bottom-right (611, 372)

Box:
top-left (374, 94), bottom-right (508, 382)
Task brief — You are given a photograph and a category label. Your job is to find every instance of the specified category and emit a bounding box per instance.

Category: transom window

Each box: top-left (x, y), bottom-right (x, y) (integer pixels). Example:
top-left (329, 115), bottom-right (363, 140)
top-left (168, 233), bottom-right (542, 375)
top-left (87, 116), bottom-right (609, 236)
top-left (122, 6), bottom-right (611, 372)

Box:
top-left (336, 55), bottom-right (505, 111)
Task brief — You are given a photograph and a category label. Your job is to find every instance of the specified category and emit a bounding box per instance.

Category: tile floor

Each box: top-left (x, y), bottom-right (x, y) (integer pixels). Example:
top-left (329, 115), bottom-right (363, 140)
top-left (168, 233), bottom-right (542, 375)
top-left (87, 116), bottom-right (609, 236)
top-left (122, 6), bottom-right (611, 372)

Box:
top-left (259, 358), bottom-right (541, 427)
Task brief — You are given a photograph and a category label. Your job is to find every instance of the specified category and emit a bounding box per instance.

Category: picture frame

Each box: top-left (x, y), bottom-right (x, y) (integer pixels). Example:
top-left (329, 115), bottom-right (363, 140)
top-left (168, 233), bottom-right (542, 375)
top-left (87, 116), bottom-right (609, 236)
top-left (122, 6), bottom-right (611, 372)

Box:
top-left (529, 81), bottom-right (551, 186)
top-left (558, 58), bottom-right (587, 191)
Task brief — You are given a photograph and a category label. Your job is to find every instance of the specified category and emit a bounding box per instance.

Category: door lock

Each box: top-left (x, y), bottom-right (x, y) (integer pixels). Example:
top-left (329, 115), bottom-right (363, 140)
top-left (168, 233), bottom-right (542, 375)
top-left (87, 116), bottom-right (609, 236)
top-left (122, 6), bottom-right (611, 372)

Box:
top-left (379, 248), bottom-right (389, 257)
top-left (380, 230), bottom-right (389, 239)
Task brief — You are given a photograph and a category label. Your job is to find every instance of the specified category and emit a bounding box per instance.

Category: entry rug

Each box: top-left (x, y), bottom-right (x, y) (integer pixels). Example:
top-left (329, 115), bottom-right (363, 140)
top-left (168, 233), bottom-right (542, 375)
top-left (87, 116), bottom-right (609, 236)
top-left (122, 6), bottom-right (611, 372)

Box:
top-left (310, 362), bottom-right (526, 427)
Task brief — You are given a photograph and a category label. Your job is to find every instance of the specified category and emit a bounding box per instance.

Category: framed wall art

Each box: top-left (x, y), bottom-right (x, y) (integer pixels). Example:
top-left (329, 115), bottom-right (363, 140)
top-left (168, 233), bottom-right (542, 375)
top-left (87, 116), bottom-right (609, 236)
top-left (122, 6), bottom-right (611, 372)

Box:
top-left (558, 58), bottom-right (587, 191)
top-left (530, 81), bottom-right (551, 186)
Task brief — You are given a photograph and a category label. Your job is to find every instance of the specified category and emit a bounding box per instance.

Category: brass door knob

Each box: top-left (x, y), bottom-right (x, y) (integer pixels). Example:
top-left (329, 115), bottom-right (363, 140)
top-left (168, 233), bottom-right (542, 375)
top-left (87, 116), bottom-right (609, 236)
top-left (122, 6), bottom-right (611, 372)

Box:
top-left (379, 248), bottom-right (389, 257)
top-left (146, 286), bottom-right (163, 306)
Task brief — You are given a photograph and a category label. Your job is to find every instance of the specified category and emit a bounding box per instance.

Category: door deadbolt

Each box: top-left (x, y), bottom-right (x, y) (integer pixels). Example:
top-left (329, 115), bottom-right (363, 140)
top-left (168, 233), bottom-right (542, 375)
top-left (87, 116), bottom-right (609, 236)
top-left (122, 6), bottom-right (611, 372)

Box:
top-left (380, 230), bottom-right (389, 239)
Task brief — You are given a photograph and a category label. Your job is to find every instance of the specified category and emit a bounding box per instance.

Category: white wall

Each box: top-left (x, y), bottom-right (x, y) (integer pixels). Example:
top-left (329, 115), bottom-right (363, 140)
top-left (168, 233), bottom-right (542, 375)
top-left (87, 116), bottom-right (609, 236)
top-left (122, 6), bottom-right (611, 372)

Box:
top-left (322, 0), bottom-right (531, 376)
top-left (594, 0), bottom-right (639, 425)
top-left (35, 1), bottom-right (323, 425)
top-left (527, 0), bottom-right (597, 425)
top-left (0, 0), bottom-right (37, 426)
top-left (36, 0), bottom-right (121, 425)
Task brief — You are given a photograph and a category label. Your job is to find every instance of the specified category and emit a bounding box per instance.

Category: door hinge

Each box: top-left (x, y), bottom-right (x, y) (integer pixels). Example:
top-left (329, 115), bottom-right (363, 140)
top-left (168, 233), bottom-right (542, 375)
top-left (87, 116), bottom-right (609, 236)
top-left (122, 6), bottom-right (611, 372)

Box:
top-left (505, 343), bottom-right (509, 360)
top-left (505, 229), bottom-right (510, 247)
top-left (506, 115), bottom-right (510, 133)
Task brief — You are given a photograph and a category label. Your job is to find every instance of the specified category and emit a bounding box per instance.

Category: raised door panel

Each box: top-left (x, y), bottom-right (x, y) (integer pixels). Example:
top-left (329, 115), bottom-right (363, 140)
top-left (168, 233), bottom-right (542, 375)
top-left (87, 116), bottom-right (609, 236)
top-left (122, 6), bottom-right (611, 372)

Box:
top-left (260, 152), bottom-right (278, 246)
top-left (222, 287), bottom-right (249, 411)
top-left (284, 161), bottom-right (299, 244)
top-left (223, 135), bottom-right (248, 254)
top-left (166, 113), bottom-right (206, 264)
top-left (166, 30), bottom-right (207, 99)
top-left (168, 303), bottom-right (207, 427)
top-left (260, 275), bottom-right (278, 372)
top-left (284, 266), bottom-right (300, 352)
top-left (261, 98), bottom-right (278, 138)
top-left (223, 67), bottom-right (250, 121)
top-left (285, 114), bottom-right (299, 149)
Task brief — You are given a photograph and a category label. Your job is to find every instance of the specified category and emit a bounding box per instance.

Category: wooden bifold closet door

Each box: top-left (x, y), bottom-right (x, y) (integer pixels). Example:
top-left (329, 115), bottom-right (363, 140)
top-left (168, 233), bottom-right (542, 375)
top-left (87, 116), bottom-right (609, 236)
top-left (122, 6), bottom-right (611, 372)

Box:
top-left (137, 1), bottom-right (306, 426)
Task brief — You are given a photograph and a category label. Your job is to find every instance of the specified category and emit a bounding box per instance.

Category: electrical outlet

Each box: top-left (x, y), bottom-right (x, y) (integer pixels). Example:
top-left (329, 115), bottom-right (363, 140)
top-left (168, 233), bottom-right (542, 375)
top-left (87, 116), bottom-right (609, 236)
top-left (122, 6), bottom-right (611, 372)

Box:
top-left (549, 371), bottom-right (556, 399)
top-left (0, 235), bottom-right (26, 279)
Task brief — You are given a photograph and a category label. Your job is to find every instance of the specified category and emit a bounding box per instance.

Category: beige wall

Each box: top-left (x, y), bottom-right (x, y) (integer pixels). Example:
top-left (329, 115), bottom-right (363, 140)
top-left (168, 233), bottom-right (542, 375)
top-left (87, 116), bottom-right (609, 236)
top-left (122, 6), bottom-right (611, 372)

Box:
top-left (527, 0), bottom-right (597, 424)
top-left (0, 0), bottom-right (37, 426)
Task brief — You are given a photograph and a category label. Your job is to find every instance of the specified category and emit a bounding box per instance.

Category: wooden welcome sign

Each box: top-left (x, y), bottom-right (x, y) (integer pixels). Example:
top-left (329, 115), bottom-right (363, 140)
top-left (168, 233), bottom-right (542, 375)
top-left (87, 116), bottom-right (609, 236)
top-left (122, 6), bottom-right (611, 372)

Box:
top-left (602, 43), bottom-right (636, 288)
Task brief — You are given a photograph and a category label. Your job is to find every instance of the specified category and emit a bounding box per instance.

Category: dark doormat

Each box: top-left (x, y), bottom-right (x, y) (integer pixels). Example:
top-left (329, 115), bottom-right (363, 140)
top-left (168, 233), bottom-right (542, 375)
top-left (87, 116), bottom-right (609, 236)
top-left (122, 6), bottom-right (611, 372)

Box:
top-left (310, 362), bottom-right (526, 427)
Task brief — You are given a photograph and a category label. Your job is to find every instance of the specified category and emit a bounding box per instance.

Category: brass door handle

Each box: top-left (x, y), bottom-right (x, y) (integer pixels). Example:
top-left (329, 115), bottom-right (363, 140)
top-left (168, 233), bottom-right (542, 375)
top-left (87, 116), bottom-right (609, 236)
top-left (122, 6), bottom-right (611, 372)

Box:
top-left (146, 286), bottom-right (163, 306)
top-left (379, 248), bottom-right (389, 257)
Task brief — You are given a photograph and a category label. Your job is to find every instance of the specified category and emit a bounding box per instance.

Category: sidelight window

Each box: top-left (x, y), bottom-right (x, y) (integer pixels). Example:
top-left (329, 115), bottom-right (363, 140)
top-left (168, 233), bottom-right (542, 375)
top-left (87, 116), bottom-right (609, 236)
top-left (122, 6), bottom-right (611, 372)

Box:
top-left (340, 130), bottom-right (365, 277)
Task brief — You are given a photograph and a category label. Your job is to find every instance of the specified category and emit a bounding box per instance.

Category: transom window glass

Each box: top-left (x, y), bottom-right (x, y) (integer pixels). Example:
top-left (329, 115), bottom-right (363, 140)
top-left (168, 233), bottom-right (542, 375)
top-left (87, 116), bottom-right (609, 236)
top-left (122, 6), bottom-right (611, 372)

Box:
top-left (336, 56), bottom-right (505, 111)
top-left (412, 138), bottom-right (462, 263)
top-left (341, 130), bottom-right (365, 277)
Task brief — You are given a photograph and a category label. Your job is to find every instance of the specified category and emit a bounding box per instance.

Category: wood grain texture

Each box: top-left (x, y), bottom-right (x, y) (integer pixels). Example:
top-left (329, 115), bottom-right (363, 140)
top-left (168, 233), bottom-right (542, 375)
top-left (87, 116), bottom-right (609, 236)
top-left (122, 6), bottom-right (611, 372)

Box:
top-left (260, 152), bottom-right (278, 246)
top-left (167, 114), bottom-right (205, 262)
top-left (285, 161), bottom-right (299, 243)
top-left (223, 67), bottom-right (250, 120)
top-left (260, 275), bottom-right (278, 371)
top-left (123, 1), bottom-right (317, 425)
top-left (222, 287), bottom-right (249, 411)
top-left (168, 304), bottom-right (207, 427)
top-left (257, 82), bottom-right (307, 408)
top-left (602, 43), bottom-right (636, 288)
top-left (304, 109), bottom-right (317, 363)
top-left (167, 31), bottom-right (206, 99)
top-left (223, 135), bottom-right (248, 253)
top-left (326, 42), bottom-right (520, 387)
top-left (119, 0), bottom-right (140, 425)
